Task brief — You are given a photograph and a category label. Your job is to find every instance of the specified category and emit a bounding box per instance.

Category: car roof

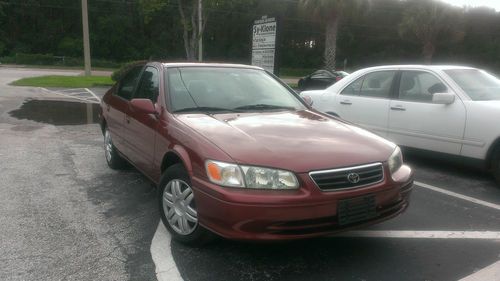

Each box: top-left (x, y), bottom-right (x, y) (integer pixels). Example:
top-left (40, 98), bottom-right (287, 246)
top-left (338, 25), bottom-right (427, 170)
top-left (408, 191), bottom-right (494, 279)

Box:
top-left (358, 65), bottom-right (477, 72)
top-left (160, 62), bottom-right (263, 70)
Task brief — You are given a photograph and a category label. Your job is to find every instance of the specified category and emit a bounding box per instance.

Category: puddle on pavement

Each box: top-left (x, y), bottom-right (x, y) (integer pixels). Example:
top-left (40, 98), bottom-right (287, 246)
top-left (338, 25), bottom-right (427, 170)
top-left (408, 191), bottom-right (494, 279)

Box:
top-left (9, 99), bottom-right (100, 125)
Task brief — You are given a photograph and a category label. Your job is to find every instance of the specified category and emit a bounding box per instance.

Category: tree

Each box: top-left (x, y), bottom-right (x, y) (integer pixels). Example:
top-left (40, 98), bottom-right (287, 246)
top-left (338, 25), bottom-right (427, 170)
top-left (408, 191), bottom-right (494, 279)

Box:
top-left (399, 0), bottom-right (465, 63)
top-left (299, 0), bottom-right (366, 71)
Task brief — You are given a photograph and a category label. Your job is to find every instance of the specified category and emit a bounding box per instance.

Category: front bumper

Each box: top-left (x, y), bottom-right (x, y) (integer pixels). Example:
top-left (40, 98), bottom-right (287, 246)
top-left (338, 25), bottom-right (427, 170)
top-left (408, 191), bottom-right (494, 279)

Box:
top-left (192, 164), bottom-right (413, 241)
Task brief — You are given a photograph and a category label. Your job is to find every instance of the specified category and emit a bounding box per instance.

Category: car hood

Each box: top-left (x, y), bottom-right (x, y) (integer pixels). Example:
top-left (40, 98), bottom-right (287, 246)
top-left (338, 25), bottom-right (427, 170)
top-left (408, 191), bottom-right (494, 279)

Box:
top-left (176, 110), bottom-right (396, 173)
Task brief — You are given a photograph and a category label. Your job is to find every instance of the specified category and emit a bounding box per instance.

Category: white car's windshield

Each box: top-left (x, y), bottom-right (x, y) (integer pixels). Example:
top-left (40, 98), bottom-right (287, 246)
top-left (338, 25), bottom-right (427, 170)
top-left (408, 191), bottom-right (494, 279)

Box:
top-left (445, 69), bottom-right (500, 101)
top-left (166, 67), bottom-right (305, 113)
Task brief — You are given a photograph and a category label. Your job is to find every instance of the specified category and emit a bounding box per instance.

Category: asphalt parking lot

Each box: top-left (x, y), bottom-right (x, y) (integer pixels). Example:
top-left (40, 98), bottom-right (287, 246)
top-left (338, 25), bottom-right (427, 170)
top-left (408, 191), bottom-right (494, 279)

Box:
top-left (0, 67), bottom-right (499, 281)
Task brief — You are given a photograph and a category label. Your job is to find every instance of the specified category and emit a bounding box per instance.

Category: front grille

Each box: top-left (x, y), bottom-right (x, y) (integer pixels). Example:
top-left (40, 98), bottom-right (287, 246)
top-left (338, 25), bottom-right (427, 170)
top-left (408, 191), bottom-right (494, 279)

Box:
top-left (310, 163), bottom-right (384, 191)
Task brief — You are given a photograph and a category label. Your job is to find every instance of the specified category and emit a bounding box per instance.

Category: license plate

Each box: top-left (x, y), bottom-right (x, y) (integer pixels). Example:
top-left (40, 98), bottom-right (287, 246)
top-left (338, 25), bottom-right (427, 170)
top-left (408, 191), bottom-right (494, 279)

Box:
top-left (337, 195), bottom-right (377, 226)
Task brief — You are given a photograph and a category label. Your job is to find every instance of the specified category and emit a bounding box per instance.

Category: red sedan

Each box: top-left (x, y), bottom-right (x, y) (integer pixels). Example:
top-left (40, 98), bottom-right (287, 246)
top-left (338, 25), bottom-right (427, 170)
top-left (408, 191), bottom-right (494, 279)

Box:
top-left (100, 62), bottom-right (413, 246)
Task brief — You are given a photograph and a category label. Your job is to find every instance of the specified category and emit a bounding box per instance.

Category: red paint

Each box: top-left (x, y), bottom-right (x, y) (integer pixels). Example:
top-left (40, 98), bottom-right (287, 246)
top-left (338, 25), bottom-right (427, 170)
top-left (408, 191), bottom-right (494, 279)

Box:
top-left (101, 63), bottom-right (413, 241)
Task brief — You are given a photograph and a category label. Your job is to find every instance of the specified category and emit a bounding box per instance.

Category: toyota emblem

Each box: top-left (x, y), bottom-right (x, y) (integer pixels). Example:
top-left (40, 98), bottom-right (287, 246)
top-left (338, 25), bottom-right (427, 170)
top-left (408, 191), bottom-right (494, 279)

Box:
top-left (347, 173), bottom-right (360, 184)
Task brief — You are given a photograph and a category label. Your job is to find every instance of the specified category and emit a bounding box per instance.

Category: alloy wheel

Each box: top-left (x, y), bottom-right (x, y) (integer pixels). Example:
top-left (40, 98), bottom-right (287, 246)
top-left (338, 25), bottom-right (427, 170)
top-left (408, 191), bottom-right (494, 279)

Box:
top-left (162, 179), bottom-right (198, 235)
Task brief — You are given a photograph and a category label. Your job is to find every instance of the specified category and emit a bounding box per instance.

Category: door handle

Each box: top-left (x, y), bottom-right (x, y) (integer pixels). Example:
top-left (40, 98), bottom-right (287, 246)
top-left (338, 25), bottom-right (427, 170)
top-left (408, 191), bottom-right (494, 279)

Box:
top-left (390, 106), bottom-right (406, 111)
top-left (340, 100), bottom-right (352, 105)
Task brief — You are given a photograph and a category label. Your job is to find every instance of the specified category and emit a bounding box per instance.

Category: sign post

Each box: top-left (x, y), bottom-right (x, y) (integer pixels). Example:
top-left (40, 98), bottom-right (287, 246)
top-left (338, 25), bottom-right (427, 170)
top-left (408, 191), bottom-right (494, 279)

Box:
top-left (251, 16), bottom-right (278, 74)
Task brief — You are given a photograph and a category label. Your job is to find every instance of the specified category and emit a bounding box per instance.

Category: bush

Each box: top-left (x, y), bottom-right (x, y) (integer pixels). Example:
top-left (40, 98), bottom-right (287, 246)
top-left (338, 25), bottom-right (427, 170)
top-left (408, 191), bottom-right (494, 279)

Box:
top-left (0, 56), bottom-right (16, 64)
top-left (15, 53), bottom-right (57, 65)
top-left (111, 60), bottom-right (148, 81)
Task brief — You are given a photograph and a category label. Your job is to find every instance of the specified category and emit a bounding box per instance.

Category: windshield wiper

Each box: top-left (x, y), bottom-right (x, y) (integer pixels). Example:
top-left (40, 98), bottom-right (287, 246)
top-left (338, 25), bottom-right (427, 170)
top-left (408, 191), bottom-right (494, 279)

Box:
top-left (174, 106), bottom-right (239, 113)
top-left (233, 104), bottom-right (296, 111)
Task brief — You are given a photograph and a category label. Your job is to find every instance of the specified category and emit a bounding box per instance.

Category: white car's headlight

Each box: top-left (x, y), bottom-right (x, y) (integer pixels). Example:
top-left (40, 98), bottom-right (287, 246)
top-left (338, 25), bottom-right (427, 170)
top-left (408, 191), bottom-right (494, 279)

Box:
top-left (388, 147), bottom-right (403, 175)
top-left (206, 160), bottom-right (299, 190)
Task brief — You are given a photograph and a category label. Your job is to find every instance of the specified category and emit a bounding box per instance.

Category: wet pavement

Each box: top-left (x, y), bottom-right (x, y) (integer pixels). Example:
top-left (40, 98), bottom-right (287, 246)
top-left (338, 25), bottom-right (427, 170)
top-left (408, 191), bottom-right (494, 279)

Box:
top-left (9, 99), bottom-right (100, 125)
top-left (0, 68), bottom-right (157, 281)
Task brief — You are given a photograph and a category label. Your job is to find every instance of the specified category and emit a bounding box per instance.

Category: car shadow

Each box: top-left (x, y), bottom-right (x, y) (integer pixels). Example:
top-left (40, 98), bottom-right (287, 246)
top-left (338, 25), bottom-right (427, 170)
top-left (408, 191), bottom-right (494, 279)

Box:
top-left (170, 234), bottom-right (499, 281)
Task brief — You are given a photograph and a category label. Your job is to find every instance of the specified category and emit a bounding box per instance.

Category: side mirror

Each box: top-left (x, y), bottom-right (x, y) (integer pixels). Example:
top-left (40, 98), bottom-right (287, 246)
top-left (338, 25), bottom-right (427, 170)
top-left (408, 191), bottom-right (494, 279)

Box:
top-left (302, 95), bottom-right (314, 106)
top-left (432, 93), bottom-right (455, 105)
top-left (130, 98), bottom-right (157, 114)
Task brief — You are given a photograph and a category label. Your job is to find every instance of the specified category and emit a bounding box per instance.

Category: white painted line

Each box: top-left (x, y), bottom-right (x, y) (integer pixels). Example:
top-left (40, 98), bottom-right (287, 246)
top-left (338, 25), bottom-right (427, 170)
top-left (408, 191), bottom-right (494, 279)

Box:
top-left (39, 87), bottom-right (100, 104)
top-left (334, 230), bottom-right (500, 239)
top-left (85, 88), bottom-right (101, 102)
top-left (415, 181), bottom-right (500, 211)
top-left (459, 260), bottom-right (500, 281)
top-left (150, 223), bottom-right (183, 281)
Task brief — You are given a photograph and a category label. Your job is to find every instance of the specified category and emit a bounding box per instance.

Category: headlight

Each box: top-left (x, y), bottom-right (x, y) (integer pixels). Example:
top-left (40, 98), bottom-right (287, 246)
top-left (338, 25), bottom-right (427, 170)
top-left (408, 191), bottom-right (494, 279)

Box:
top-left (241, 166), bottom-right (299, 189)
top-left (388, 147), bottom-right (403, 175)
top-left (206, 160), bottom-right (244, 187)
top-left (205, 160), bottom-right (299, 190)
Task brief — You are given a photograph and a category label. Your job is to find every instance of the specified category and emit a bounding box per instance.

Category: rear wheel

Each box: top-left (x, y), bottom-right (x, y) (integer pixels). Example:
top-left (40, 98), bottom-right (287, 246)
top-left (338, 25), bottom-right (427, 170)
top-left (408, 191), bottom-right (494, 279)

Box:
top-left (104, 127), bottom-right (127, 169)
top-left (492, 147), bottom-right (500, 186)
top-left (159, 164), bottom-right (214, 246)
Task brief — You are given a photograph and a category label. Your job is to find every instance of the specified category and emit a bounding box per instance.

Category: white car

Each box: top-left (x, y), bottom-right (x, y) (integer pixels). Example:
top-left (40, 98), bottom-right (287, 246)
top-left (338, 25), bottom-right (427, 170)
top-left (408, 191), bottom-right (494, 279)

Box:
top-left (302, 65), bottom-right (500, 185)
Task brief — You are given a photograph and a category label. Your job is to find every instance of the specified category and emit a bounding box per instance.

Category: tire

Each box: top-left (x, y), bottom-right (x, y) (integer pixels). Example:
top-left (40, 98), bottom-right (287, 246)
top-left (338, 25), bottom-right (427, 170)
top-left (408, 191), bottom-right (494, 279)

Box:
top-left (158, 164), bottom-right (214, 246)
top-left (104, 127), bottom-right (128, 169)
top-left (298, 79), bottom-right (306, 91)
top-left (492, 147), bottom-right (500, 186)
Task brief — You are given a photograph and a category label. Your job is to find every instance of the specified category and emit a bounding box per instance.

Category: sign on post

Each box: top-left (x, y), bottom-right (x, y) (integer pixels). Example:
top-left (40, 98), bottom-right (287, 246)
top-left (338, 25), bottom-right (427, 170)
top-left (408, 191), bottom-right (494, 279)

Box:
top-left (251, 16), bottom-right (277, 74)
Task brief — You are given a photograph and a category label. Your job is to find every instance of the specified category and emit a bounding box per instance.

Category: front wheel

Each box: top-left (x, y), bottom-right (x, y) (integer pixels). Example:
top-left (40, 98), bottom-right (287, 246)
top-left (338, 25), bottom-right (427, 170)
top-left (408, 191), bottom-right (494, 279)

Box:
top-left (159, 164), bottom-right (214, 246)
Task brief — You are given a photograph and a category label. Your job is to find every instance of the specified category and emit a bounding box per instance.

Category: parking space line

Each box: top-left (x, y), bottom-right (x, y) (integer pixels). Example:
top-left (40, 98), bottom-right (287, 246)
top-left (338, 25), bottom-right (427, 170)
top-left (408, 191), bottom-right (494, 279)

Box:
top-left (415, 181), bottom-right (500, 211)
top-left (39, 87), bottom-right (100, 104)
top-left (150, 223), bottom-right (183, 281)
top-left (459, 260), bottom-right (500, 281)
top-left (335, 230), bottom-right (500, 239)
top-left (85, 88), bottom-right (101, 102)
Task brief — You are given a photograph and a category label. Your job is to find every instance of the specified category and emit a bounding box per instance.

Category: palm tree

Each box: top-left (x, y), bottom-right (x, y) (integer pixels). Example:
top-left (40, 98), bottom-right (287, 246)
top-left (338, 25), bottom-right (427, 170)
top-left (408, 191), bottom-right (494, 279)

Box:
top-left (399, 0), bottom-right (464, 63)
top-left (299, 0), bottom-right (365, 71)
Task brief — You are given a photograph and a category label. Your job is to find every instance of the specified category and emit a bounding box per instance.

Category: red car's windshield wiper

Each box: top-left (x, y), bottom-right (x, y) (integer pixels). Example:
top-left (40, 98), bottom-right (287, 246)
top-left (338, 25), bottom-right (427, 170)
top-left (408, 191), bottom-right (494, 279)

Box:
top-left (233, 104), bottom-right (296, 111)
top-left (174, 107), bottom-right (240, 114)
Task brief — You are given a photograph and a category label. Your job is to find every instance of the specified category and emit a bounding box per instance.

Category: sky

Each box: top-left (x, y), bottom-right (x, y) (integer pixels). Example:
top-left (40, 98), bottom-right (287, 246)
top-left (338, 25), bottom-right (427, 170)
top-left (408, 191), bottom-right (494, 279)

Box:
top-left (441, 0), bottom-right (500, 11)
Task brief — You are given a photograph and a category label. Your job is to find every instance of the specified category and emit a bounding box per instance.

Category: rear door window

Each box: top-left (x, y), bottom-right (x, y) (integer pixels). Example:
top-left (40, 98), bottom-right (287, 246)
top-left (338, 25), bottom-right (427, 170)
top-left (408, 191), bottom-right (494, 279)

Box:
top-left (359, 71), bottom-right (396, 98)
top-left (340, 77), bottom-right (364, 96)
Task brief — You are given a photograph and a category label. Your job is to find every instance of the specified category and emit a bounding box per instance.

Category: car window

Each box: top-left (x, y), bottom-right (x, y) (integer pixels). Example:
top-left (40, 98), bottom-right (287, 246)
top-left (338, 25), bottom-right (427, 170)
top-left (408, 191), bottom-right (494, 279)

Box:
top-left (166, 67), bottom-right (305, 113)
top-left (359, 71), bottom-right (396, 98)
top-left (340, 76), bottom-right (364, 96)
top-left (444, 69), bottom-right (500, 101)
top-left (399, 71), bottom-right (447, 102)
top-left (134, 66), bottom-right (159, 102)
top-left (116, 65), bottom-right (143, 100)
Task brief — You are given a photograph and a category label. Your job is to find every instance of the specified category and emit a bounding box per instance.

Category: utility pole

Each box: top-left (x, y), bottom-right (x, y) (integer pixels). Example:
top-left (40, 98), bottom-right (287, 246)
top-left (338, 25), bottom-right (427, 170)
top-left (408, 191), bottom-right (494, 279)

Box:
top-left (81, 0), bottom-right (91, 76)
top-left (198, 0), bottom-right (203, 62)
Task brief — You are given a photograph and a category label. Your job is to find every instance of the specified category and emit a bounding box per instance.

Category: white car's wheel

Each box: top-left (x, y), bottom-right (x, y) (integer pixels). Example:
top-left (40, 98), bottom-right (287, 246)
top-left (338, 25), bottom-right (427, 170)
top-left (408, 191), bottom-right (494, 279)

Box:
top-left (492, 147), bottom-right (500, 186)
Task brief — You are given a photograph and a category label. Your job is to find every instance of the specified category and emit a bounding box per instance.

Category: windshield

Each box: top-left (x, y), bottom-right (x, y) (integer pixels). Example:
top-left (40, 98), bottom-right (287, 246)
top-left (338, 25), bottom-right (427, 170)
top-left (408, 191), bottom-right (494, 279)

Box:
top-left (166, 67), bottom-right (305, 113)
top-left (444, 69), bottom-right (500, 101)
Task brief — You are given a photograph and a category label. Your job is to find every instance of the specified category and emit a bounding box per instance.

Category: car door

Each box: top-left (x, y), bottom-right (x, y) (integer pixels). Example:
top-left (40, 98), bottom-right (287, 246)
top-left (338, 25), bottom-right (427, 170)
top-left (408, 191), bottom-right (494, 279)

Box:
top-left (387, 70), bottom-right (466, 155)
top-left (333, 70), bottom-right (397, 137)
top-left (124, 66), bottom-right (160, 174)
top-left (105, 65), bottom-right (143, 154)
